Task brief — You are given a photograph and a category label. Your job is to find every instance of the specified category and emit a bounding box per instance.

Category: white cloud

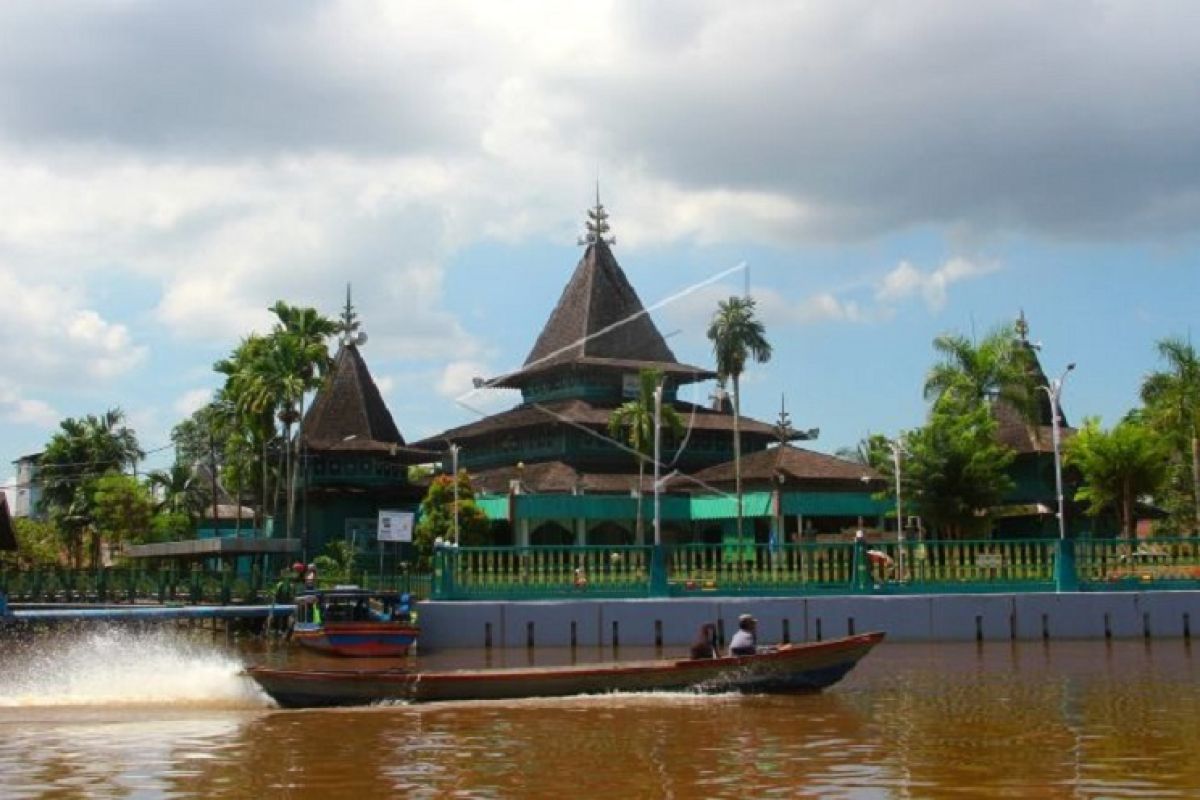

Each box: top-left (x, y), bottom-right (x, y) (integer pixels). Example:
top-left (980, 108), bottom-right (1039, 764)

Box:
top-left (0, 388), bottom-right (58, 428)
top-left (0, 265), bottom-right (146, 386)
top-left (174, 389), bottom-right (214, 418)
top-left (876, 258), bottom-right (1000, 311)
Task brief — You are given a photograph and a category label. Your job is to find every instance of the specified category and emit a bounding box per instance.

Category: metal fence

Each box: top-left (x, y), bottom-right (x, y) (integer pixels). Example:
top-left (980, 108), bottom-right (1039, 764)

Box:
top-left (4, 538), bottom-right (1198, 605)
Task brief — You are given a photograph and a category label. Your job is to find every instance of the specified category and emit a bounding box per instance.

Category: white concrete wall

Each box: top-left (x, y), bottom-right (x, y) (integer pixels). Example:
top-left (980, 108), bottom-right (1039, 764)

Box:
top-left (418, 591), bottom-right (1200, 651)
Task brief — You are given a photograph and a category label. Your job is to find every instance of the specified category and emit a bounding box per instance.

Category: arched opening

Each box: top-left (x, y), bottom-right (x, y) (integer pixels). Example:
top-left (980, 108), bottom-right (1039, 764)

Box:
top-left (530, 520), bottom-right (573, 546)
top-left (587, 521), bottom-right (634, 547)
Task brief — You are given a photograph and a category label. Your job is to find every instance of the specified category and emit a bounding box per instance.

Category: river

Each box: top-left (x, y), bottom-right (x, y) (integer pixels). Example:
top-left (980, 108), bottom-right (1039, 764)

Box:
top-left (0, 627), bottom-right (1197, 798)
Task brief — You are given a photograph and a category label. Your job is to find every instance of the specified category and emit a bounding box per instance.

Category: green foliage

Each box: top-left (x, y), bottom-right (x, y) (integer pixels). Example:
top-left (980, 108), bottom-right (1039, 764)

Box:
top-left (39, 408), bottom-right (143, 567)
top-left (899, 397), bottom-right (1016, 539)
top-left (313, 540), bottom-right (359, 586)
top-left (836, 433), bottom-right (893, 472)
top-left (1066, 417), bottom-right (1169, 538)
top-left (212, 301), bottom-right (338, 533)
top-left (923, 324), bottom-right (1038, 420)
top-left (1, 518), bottom-right (62, 568)
top-left (90, 474), bottom-right (154, 552)
top-left (147, 463), bottom-right (209, 524)
top-left (150, 511), bottom-right (195, 543)
top-left (608, 368), bottom-right (685, 541)
top-left (415, 472), bottom-right (491, 566)
top-left (1139, 336), bottom-right (1200, 533)
top-left (707, 295), bottom-right (772, 543)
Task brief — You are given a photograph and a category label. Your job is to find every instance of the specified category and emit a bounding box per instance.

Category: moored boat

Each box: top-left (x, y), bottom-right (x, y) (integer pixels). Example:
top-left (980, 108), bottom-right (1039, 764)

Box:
top-left (248, 631), bottom-right (883, 707)
top-left (291, 587), bottom-right (419, 658)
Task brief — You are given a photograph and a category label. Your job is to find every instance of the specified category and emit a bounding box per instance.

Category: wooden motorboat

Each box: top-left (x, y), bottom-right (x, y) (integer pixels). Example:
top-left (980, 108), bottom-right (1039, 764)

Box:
top-left (291, 588), bottom-right (419, 658)
top-left (247, 631), bottom-right (883, 708)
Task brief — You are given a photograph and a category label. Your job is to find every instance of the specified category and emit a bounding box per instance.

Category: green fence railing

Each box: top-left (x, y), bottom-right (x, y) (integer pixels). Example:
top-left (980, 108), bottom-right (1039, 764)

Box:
top-left (5, 538), bottom-right (1200, 605)
top-left (430, 537), bottom-right (1200, 600)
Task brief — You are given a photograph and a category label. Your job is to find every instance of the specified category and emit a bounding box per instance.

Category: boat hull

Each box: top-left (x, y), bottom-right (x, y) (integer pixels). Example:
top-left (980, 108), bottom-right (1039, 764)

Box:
top-left (292, 622), bottom-right (419, 658)
top-left (248, 632), bottom-right (883, 708)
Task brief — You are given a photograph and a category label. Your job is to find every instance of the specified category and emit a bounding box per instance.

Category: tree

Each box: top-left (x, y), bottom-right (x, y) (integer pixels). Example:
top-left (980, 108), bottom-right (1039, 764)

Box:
top-left (414, 472), bottom-right (491, 567)
top-left (1139, 336), bottom-right (1200, 533)
top-left (1066, 417), bottom-right (1169, 538)
top-left (146, 464), bottom-right (209, 535)
top-left (924, 323), bottom-right (1037, 418)
top-left (607, 368), bottom-right (684, 544)
top-left (39, 409), bottom-right (143, 567)
top-left (2, 518), bottom-right (62, 568)
top-left (836, 434), bottom-right (892, 472)
top-left (899, 397), bottom-right (1016, 539)
top-left (707, 296), bottom-right (772, 548)
top-left (91, 474), bottom-right (155, 556)
top-left (313, 540), bottom-right (358, 586)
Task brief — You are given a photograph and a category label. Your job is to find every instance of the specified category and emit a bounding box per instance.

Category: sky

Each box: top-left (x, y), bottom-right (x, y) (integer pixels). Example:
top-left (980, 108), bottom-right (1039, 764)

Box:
top-left (2, 0), bottom-right (1199, 497)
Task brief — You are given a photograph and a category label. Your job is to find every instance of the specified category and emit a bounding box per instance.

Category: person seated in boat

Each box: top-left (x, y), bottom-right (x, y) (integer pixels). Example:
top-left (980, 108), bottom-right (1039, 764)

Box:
top-left (396, 593), bottom-right (413, 623)
top-left (689, 622), bottom-right (718, 659)
top-left (353, 598), bottom-right (369, 621)
top-left (728, 614), bottom-right (758, 656)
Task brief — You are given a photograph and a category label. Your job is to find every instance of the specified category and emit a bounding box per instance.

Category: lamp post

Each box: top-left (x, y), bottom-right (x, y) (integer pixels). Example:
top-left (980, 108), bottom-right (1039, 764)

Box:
top-left (449, 443), bottom-right (461, 546)
top-left (1042, 363), bottom-right (1076, 540)
top-left (653, 381), bottom-right (663, 547)
top-left (888, 438), bottom-right (905, 580)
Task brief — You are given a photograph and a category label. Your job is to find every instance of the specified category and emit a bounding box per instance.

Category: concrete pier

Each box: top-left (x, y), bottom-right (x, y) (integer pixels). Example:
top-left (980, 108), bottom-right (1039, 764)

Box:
top-left (418, 591), bottom-right (1200, 651)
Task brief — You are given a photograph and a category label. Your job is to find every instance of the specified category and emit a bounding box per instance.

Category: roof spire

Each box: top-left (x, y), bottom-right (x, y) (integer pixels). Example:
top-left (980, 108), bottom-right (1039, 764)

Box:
top-left (339, 283), bottom-right (368, 347)
top-left (1015, 309), bottom-right (1029, 343)
top-left (577, 182), bottom-right (616, 247)
top-left (774, 394), bottom-right (795, 444)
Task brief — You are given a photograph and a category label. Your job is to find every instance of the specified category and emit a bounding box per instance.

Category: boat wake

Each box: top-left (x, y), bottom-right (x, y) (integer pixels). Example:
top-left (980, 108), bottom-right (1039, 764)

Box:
top-left (0, 628), bottom-right (270, 709)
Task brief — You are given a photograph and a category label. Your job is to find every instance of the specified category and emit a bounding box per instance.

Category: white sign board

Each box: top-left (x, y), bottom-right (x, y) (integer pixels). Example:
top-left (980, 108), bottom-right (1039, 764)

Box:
top-left (377, 510), bottom-right (414, 543)
top-left (622, 373), bottom-right (640, 399)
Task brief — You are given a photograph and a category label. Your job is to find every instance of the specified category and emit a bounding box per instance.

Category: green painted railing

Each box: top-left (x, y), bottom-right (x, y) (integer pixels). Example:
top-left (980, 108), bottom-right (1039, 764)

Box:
top-left (0, 565), bottom-right (433, 606)
top-left (5, 538), bottom-right (1199, 605)
top-left (431, 537), bottom-right (1200, 600)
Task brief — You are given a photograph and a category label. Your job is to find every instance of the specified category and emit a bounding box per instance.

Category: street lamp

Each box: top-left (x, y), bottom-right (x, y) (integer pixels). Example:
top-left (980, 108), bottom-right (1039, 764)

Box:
top-left (888, 438), bottom-right (905, 580)
top-left (449, 443), bottom-right (461, 546)
top-left (1042, 363), bottom-right (1076, 540)
top-left (653, 380), bottom-right (663, 548)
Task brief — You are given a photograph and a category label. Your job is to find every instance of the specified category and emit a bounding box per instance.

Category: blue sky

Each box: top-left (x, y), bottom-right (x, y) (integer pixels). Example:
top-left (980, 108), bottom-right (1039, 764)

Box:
top-left (2, 1), bottom-right (1198, 495)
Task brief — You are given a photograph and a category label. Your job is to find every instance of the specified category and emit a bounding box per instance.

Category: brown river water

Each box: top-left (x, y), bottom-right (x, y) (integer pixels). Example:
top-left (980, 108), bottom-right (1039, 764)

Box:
top-left (1, 627), bottom-right (1198, 798)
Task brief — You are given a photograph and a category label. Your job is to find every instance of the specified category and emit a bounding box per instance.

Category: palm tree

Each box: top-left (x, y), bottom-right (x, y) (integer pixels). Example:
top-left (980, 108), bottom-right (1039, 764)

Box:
top-left (608, 369), bottom-right (684, 544)
top-left (706, 296), bottom-right (772, 549)
top-left (1066, 417), bottom-right (1168, 538)
top-left (923, 324), bottom-right (1036, 416)
top-left (1140, 337), bottom-right (1200, 533)
top-left (39, 408), bottom-right (143, 567)
top-left (147, 464), bottom-right (208, 524)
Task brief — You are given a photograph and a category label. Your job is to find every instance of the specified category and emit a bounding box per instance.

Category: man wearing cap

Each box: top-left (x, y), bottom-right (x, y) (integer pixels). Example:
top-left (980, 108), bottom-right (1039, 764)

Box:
top-left (729, 613), bottom-right (758, 656)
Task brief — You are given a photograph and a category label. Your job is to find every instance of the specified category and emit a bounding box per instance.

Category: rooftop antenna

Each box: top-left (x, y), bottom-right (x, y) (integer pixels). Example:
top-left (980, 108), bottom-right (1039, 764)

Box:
top-left (774, 394), bottom-right (795, 444)
top-left (340, 283), bottom-right (368, 347)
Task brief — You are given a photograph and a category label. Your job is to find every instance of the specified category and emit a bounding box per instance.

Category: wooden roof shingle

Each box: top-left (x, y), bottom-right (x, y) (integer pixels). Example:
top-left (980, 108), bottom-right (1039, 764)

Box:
top-left (492, 241), bottom-right (714, 387)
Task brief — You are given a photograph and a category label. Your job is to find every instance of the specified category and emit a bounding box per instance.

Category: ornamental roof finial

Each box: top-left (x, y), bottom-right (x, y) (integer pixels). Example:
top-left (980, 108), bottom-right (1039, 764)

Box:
top-left (578, 181), bottom-right (616, 247)
top-left (1015, 309), bottom-right (1029, 343)
top-left (340, 283), bottom-right (368, 347)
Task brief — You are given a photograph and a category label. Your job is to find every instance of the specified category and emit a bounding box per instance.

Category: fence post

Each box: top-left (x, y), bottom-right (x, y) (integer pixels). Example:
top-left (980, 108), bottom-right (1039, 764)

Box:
top-left (650, 544), bottom-right (669, 597)
top-left (1055, 538), bottom-right (1078, 592)
top-left (852, 535), bottom-right (872, 593)
top-left (434, 545), bottom-right (455, 600)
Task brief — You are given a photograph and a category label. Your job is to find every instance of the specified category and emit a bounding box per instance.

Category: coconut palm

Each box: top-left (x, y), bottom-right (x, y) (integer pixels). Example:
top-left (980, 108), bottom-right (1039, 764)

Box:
top-left (923, 324), bottom-right (1036, 417)
top-left (147, 463), bottom-right (209, 523)
top-left (1140, 337), bottom-right (1200, 533)
top-left (706, 296), bottom-right (772, 548)
top-left (608, 368), bottom-right (684, 544)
